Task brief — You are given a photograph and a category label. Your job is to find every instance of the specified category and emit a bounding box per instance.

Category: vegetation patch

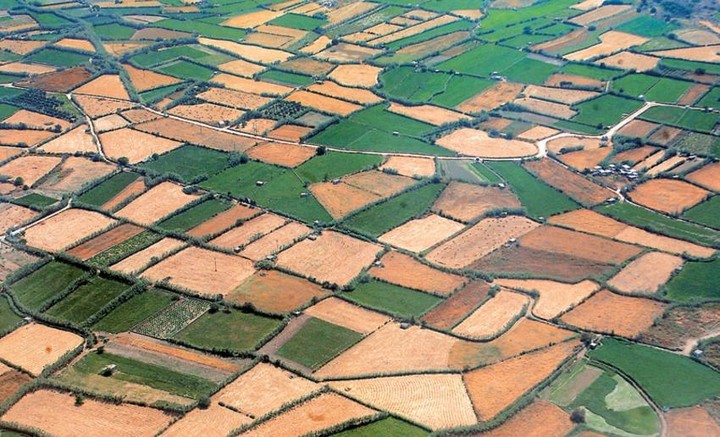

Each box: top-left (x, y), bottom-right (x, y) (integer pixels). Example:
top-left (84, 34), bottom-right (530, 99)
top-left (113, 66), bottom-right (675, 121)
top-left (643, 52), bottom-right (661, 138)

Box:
top-left (10, 261), bottom-right (85, 311)
top-left (343, 280), bottom-right (442, 319)
top-left (93, 289), bottom-right (176, 333)
top-left (45, 276), bottom-right (130, 325)
top-left (173, 309), bottom-right (281, 352)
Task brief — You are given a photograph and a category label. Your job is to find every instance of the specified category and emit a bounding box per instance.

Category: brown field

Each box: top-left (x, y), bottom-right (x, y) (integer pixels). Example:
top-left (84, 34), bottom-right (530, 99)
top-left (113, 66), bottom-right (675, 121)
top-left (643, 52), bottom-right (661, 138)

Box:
top-left (612, 145), bottom-right (658, 164)
top-left (326, 1), bottom-right (377, 23)
top-left (652, 45), bottom-right (720, 63)
top-left (329, 374), bottom-right (476, 430)
top-left (286, 90), bottom-right (362, 116)
top-left (276, 231), bottom-right (381, 286)
top-left (0, 39), bottom-right (44, 54)
top-left (198, 37), bottom-right (292, 63)
top-left (369, 15), bottom-right (458, 46)
top-left (93, 113), bottom-right (129, 133)
top-left (219, 59), bottom-right (265, 77)
top-left (573, 0), bottom-right (604, 9)
top-left (242, 392), bottom-right (376, 437)
top-left (0, 62), bottom-right (56, 75)
top-left (421, 280), bottom-right (492, 329)
top-left (546, 136), bottom-right (604, 153)
top-left (514, 97), bottom-right (577, 119)
top-left (597, 51), bottom-right (659, 71)
top-left (215, 362), bottom-right (318, 416)
top-left (436, 128), bottom-right (538, 158)
top-left (628, 178), bottom-right (709, 214)
top-left (566, 31), bottom-right (648, 61)
top-left (123, 63), bottom-right (181, 92)
top-left (73, 74), bottom-right (129, 100)
top-left (110, 238), bottom-right (185, 275)
top-left (484, 318), bottom-right (576, 361)
top-left (74, 95), bottom-right (135, 118)
top-left (102, 177), bottom-right (145, 211)
top-left (666, 407), bottom-right (720, 437)
top-left (316, 42), bottom-right (381, 63)
top-left (633, 150), bottom-right (667, 171)
top-left (116, 181), bottom-right (200, 225)
top-left (479, 400), bottom-right (574, 437)
top-left (39, 156), bottom-right (115, 194)
top-left (0, 246), bottom-right (39, 282)
top-left (300, 35), bottom-right (332, 54)
top-left (311, 182), bottom-right (380, 219)
top-left (647, 126), bottom-right (684, 147)
top-left (308, 81), bottom-right (381, 105)
top-left (521, 225), bottom-right (642, 264)
top-left (210, 213), bottom-right (287, 250)
top-left (427, 216), bottom-right (540, 268)
top-left (221, 9), bottom-right (282, 28)
top-left (0, 146), bottom-right (22, 162)
top-left (55, 37), bottom-right (94, 52)
top-left (187, 204), bottom-right (258, 238)
top-left (495, 278), bottom-right (600, 320)
top-left (379, 214), bottom-right (465, 253)
top-left (686, 162), bottom-right (720, 192)
top-left (328, 64), bottom-right (382, 88)
top-left (3, 109), bottom-right (70, 131)
top-left (678, 84), bottom-right (711, 106)
top-left (142, 246), bottom-right (255, 295)
top-left (213, 74), bottom-right (292, 96)
top-left (343, 171), bottom-right (415, 197)
top-left (305, 297), bottom-right (389, 334)
top-left (0, 182), bottom-right (15, 195)
top-left (370, 251), bottom-right (466, 295)
top-left (226, 269), bottom-right (326, 313)
top-left (104, 41), bottom-right (149, 56)
top-left (267, 124), bottom-right (312, 142)
top-left (163, 404), bottom-right (251, 437)
top-left (379, 155), bottom-right (435, 178)
top-left (24, 208), bottom-right (116, 252)
top-left (278, 57), bottom-right (334, 76)
top-left (99, 128), bottom-right (182, 164)
top-left (388, 102), bottom-right (469, 126)
top-left (0, 128), bottom-right (56, 147)
top-left (545, 73), bottom-right (604, 89)
top-left (472, 245), bottom-right (614, 282)
top-left (523, 85), bottom-right (598, 105)
top-left (517, 125), bottom-right (560, 141)
top-left (0, 370), bottom-right (31, 404)
top-left (457, 82), bottom-right (523, 113)
top-left (0, 324), bottom-right (83, 376)
top-left (432, 182), bottom-right (521, 222)
top-left (247, 142), bottom-right (315, 167)
top-left (561, 290), bottom-right (665, 338)
top-left (257, 24), bottom-right (307, 39)
top-left (617, 120), bottom-right (658, 138)
top-left (391, 29), bottom-right (470, 58)
top-left (643, 304), bottom-right (720, 351)
top-left (558, 147), bottom-right (612, 171)
top-left (15, 66), bottom-right (92, 92)
top-left (608, 252), bottom-right (683, 294)
top-left (570, 4), bottom-right (631, 25)
top-left (0, 203), bottom-right (36, 234)
top-left (169, 103), bottom-right (245, 125)
top-left (197, 87), bottom-right (272, 110)
top-left (236, 118), bottom-right (277, 135)
top-left (243, 32), bottom-right (294, 48)
top-left (135, 117), bottom-right (257, 153)
top-left (3, 390), bottom-right (171, 436)
top-left (453, 290), bottom-right (529, 339)
top-left (524, 159), bottom-right (612, 206)
top-left (646, 155), bottom-right (685, 177)
top-left (239, 222), bottom-right (311, 261)
top-left (67, 223), bottom-right (144, 260)
top-left (463, 341), bottom-right (578, 420)
top-left (532, 28), bottom-right (589, 53)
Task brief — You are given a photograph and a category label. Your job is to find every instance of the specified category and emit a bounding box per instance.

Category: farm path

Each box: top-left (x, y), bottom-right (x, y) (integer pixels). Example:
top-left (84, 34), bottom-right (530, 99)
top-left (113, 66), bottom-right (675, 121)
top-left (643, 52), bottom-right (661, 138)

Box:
top-left (682, 329), bottom-right (720, 356)
top-left (257, 313), bottom-right (313, 375)
top-left (67, 92), bottom-right (110, 163)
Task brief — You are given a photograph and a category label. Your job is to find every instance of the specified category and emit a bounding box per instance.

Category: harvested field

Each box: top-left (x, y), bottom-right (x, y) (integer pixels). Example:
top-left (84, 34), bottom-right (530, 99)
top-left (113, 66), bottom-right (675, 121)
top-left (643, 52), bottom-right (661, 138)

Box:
top-left (646, 155), bottom-right (685, 177)
top-left (198, 38), bottom-right (292, 63)
top-left (24, 208), bottom-right (116, 252)
top-left (3, 110), bottom-right (70, 131)
top-left (236, 118), bottom-right (276, 135)
top-left (286, 90), bottom-right (361, 116)
top-left (102, 177), bottom-right (146, 211)
top-left (379, 156), bottom-right (435, 178)
top-left (239, 222), bottom-right (311, 261)
top-left (524, 159), bottom-right (612, 206)
top-left (305, 297), bottom-right (389, 334)
top-left (432, 182), bottom-right (521, 223)
top-left (421, 280), bottom-right (492, 329)
top-left (612, 145), bottom-right (658, 164)
top-left (330, 374), bottom-right (476, 430)
top-left (73, 74), bottom-right (129, 100)
top-left (666, 407), bottom-right (720, 437)
top-left (0, 146), bottom-right (22, 162)
top-left (0, 62), bottom-right (56, 75)
top-left (370, 251), bottom-right (466, 295)
top-left (55, 38), bottom-right (94, 52)
top-left (99, 128), bottom-right (182, 164)
top-left (647, 126), bottom-right (684, 147)
top-left (311, 181), bottom-right (379, 218)
top-left (168, 103), bottom-right (244, 125)
top-left (617, 120), bottom-right (658, 138)
top-left (135, 117), bottom-right (257, 153)
top-left (643, 304), bottom-right (720, 351)
top-left (279, 57), bottom-right (334, 76)
top-left (241, 392), bottom-right (376, 436)
top-left (226, 269), bottom-right (326, 313)
top-left (545, 73), bottom-right (604, 89)
top-left (457, 82), bottom-right (523, 113)
top-left (39, 156), bottom-right (114, 194)
top-left (104, 42), bottom-right (148, 56)
top-left (187, 204), bottom-right (258, 238)
top-left (570, 5), bottom-right (631, 25)
top-left (219, 59), bottom-right (265, 77)
top-left (464, 341), bottom-right (578, 420)
top-left (307, 81), bottom-right (381, 105)
top-left (558, 147), bottom-right (612, 171)
top-left (212, 74), bottom-right (292, 96)
top-left (532, 28), bottom-right (589, 53)
top-left (479, 400), bottom-right (574, 437)
top-left (267, 124), bottom-right (312, 142)
top-left (596, 51), bottom-right (659, 71)
top-left (652, 45), bottom-right (720, 63)
top-left (247, 142), bottom-right (314, 168)
top-left (210, 213), bottom-right (287, 250)
top-left (369, 15), bottom-right (458, 46)
top-left (0, 370), bottom-right (31, 403)
top-left (520, 225), bottom-right (642, 264)
top-left (426, 216), bottom-right (540, 268)
top-left (343, 171), bottom-right (415, 197)
top-left (93, 114), bottom-right (129, 133)
top-left (74, 95), bottom-right (135, 119)
top-left (517, 125), bottom-right (560, 141)
top-left (276, 231), bottom-right (380, 286)
top-left (561, 290), bottom-right (665, 337)
top-left (329, 64), bottom-right (382, 88)
top-left (244, 31), bottom-right (294, 48)
top-left (0, 247), bottom-right (38, 282)
top-left (110, 237), bottom-right (185, 274)
top-left (628, 178), bottom-right (709, 214)
top-left (0, 129), bottom-right (56, 147)
top-left (677, 84), bottom-right (710, 106)
top-left (523, 85), bottom-right (599, 105)
top-left (388, 102), bottom-right (470, 126)
top-left (197, 87), bottom-right (272, 111)
top-left (453, 290), bottom-right (529, 339)
top-left (221, 9), bottom-right (282, 28)
top-left (483, 318), bottom-right (575, 361)
top-left (514, 98), bottom-right (576, 119)
top-left (0, 203), bottom-right (36, 234)
top-left (0, 324), bottom-right (83, 376)
top-left (142, 247), bottom-right (255, 295)
top-left (436, 128), bottom-right (538, 158)
top-left (1, 389), bottom-right (172, 437)
top-left (300, 35), bottom-right (332, 54)
top-left (608, 252), bottom-right (683, 295)
top-left (326, 1), bottom-right (376, 23)
top-left (565, 31), bottom-right (648, 61)
top-left (163, 404), bottom-right (251, 437)
top-left (67, 223), bottom-right (144, 260)
top-left (0, 39), bottom-right (44, 55)
top-left (116, 181), bottom-right (200, 225)
top-left (495, 278), bottom-right (600, 320)
top-left (15, 67), bottom-right (92, 92)
top-left (316, 42), bottom-right (381, 62)
top-left (379, 214), bottom-right (465, 252)
top-left (686, 162), bottom-right (720, 192)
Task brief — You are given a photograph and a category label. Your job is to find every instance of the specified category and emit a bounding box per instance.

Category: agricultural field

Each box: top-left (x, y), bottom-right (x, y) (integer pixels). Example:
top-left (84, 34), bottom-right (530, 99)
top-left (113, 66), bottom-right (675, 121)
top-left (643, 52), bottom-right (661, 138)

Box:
top-left (0, 0), bottom-right (718, 434)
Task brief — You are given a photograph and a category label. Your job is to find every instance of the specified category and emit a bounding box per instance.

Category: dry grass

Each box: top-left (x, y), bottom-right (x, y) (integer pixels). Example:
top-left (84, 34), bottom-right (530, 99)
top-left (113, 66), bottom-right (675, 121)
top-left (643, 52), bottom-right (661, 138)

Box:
top-left (0, 155), bottom-right (60, 187)
top-left (607, 252), bottom-right (683, 294)
top-left (388, 102), bottom-right (470, 126)
top-left (163, 404), bottom-right (251, 437)
top-left (0, 324), bottom-right (83, 376)
top-left (110, 238), bottom-right (185, 275)
top-left (286, 90), bottom-right (362, 116)
top-left (99, 128), bottom-right (182, 164)
top-left (628, 178), bottom-right (709, 214)
top-left (370, 251), bottom-right (466, 295)
top-left (596, 51), bottom-right (659, 71)
top-left (329, 64), bottom-right (382, 88)
top-left (436, 128), bottom-right (538, 158)
top-left (24, 208), bottom-right (116, 252)
top-left (565, 31), bottom-right (648, 61)
top-left (226, 270), bottom-right (327, 313)
top-left (210, 213), bottom-right (287, 250)
top-left (0, 203), bottom-right (36, 234)
top-left (116, 181), bottom-right (199, 225)
top-left (73, 74), bottom-right (129, 100)
top-left (479, 400), bottom-right (574, 437)
top-left (457, 82), bottom-right (523, 113)
top-left (379, 214), bottom-right (465, 253)
top-left (453, 290), bottom-right (529, 339)
top-left (305, 297), bottom-right (389, 334)
top-left (495, 278), bottom-right (600, 319)
top-left (379, 156), bottom-right (435, 178)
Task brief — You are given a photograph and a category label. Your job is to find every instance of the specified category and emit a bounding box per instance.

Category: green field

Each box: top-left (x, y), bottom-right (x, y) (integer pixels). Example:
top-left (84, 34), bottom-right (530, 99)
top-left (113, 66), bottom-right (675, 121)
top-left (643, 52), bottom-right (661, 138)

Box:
top-left (276, 317), bottom-right (363, 369)
top-left (661, 58), bottom-right (720, 76)
top-left (173, 309), bottom-right (280, 352)
top-left (384, 19), bottom-right (474, 51)
top-left (0, 296), bottom-right (21, 333)
top-left (202, 160), bottom-right (286, 197)
top-left (87, 231), bottom-right (163, 268)
top-left (141, 146), bottom-right (230, 182)
top-left (684, 196), bottom-right (720, 230)
top-left (438, 44), bottom-right (526, 77)
top-left (560, 63), bottom-right (623, 81)
top-left (665, 257), bottom-right (719, 302)
top-left (259, 70), bottom-right (314, 87)
top-left (268, 13), bottom-right (326, 30)
top-left (131, 46), bottom-right (210, 68)
top-left (672, 132), bottom-right (720, 158)
top-left (78, 172), bottom-right (141, 207)
top-left (45, 276), bottom-right (129, 325)
top-left (572, 95), bottom-right (644, 128)
top-left (0, 103), bottom-right (19, 119)
top-left (158, 60), bottom-right (215, 81)
top-left (589, 338), bottom-right (720, 408)
top-left (25, 48), bottom-right (89, 68)
top-left (134, 298), bottom-right (209, 339)
top-left (641, 106), bottom-right (719, 133)
top-left (152, 18), bottom-right (247, 41)
top-left (333, 417), bottom-right (428, 436)
top-left (380, 66), bottom-right (493, 107)
top-left (486, 162), bottom-right (579, 218)
top-left (93, 289), bottom-right (176, 333)
top-left (157, 198), bottom-right (231, 232)
top-left (342, 183), bottom-right (444, 237)
top-left (343, 281), bottom-right (442, 319)
top-left (295, 152), bottom-right (382, 184)
top-left (94, 23), bottom-right (136, 40)
top-left (615, 15), bottom-right (678, 37)
top-left (11, 262), bottom-right (86, 311)
top-left (12, 193), bottom-right (58, 209)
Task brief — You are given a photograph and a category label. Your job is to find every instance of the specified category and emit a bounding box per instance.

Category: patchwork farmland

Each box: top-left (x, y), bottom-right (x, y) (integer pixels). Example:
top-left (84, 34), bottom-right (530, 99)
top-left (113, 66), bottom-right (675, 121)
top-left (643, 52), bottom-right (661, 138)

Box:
top-left (0, 0), bottom-right (718, 434)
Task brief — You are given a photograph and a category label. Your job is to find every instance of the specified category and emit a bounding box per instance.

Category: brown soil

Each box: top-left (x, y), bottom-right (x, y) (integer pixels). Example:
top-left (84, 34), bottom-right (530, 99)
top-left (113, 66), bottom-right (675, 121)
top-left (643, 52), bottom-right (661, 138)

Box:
top-left (305, 297), bottom-right (389, 334)
top-left (24, 208), bottom-right (116, 252)
top-left (0, 129), bottom-right (56, 147)
top-left (0, 324), bottom-right (83, 376)
top-left (212, 73), bottom-right (292, 96)
top-left (524, 159), bottom-right (612, 206)
top-left (369, 15), bottom-right (458, 46)
top-left (0, 246), bottom-right (39, 282)
top-left (328, 64), bottom-right (382, 88)
top-left (187, 204), bottom-right (258, 238)
top-left (388, 102), bottom-right (469, 126)
top-left (39, 156), bottom-right (115, 195)
top-left (495, 278), bottom-right (600, 320)
top-left (247, 142), bottom-right (315, 168)
top-left (570, 5), bottom-right (632, 25)
top-left (110, 238), bottom-right (185, 275)
top-left (93, 114), bottom-right (129, 133)
top-left (653, 45), bottom-right (720, 63)
top-left (163, 404), bottom-right (251, 437)
top-left (436, 128), bottom-right (538, 158)
top-left (316, 42), bottom-right (382, 63)
top-left (379, 214), bottom-right (465, 253)
top-left (99, 128), bottom-right (183, 164)
top-left (617, 120), bottom-right (658, 138)
top-left (226, 269), bottom-right (327, 314)
top-left (517, 126), bottom-right (560, 141)
top-left (608, 251), bottom-right (683, 294)
top-left (135, 117), bottom-right (257, 153)
top-left (101, 177), bottom-right (146, 211)
top-left (197, 87), bottom-right (272, 110)
top-left (198, 38), bottom-right (292, 63)
top-left (433, 182), bottom-right (521, 223)
top-left (0, 370), bottom-right (31, 404)
top-left (3, 110), bottom-right (71, 131)
top-left (641, 303), bottom-right (720, 350)
top-left (478, 400), bottom-right (574, 437)
top-left (279, 57), bottom-right (335, 76)
top-left (310, 182), bottom-right (380, 219)
top-left (520, 225), bottom-right (642, 264)
top-left (457, 82), bottom-right (523, 113)
top-left (666, 407), bottom-right (720, 437)
top-left (515, 97), bottom-right (577, 119)
top-left (168, 103), bottom-right (244, 125)
top-left (300, 35), bottom-right (332, 55)
top-left (558, 147), bottom-right (612, 172)
top-left (686, 162), bottom-right (720, 192)
top-left (0, 203), bottom-right (36, 234)
top-left (239, 222), bottom-right (311, 261)
top-left (116, 181), bottom-right (200, 225)
top-left (422, 280), bottom-right (492, 329)
top-left (67, 223), bottom-right (144, 260)
top-left (0, 63), bottom-right (56, 75)
top-left (533, 28), bottom-right (589, 53)
top-left (566, 31), bottom-right (647, 61)
top-left (15, 67), bottom-right (92, 92)
top-left (612, 145), bottom-right (659, 164)
top-left (267, 124), bottom-right (312, 142)
top-left (379, 156), bottom-right (435, 178)
top-left (596, 51), bottom-right (659, 72)
top-left (219, 59), bottom-right (265, 77)
top-left (308, 81), bottom-right (383, 105)
top-left (73, 74), bottom-right (129, 100)
top-left (524, 85), bottom-right (598, 105)
top-left (628, 178), bottom-right (709, 214)
top-left (453, 290), bottom-right (530, 339)
top-left (73, 95), bottom-right (135, 119)
top-left (370, 251), bottom-right (466, 295)
top-left (210, 213), bottom-right (287, 250)
top-left (286, 90), bottom-right (362, 116)
top-left (55, 38), bottom-right (94, 52)
top-left (647, 126), bottom-right (684, 146)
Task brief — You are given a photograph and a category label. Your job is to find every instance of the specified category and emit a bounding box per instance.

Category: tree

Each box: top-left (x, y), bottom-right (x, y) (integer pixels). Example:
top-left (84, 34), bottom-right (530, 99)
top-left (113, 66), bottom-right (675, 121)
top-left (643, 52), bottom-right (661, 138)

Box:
top-left (75, 393), bottom-right (85, 406)
top-left (570, 408), bottom-right (586, 424)
top-left (316, 145), bottom-right (327, 156)
top-left (198, 396), bottom-right (211, 409)
top-left (13, 177), bottom-right (23, 187)
top-left (117, 157), bottom-right (130, 166)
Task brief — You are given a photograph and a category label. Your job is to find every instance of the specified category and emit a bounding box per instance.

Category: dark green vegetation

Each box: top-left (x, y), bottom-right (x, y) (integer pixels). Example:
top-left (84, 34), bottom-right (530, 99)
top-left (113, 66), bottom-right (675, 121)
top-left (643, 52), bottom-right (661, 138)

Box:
top-left (173, 309), bottom-right (281, 351)
top-left (268, 13), bottom-right (326, 31)
top-left (295, 152), bottom-right (382, 184)
top-left (380, 66), bottom-right (492, 107)
top-left (45, 276), bottom-right (129, 324)
top-left (486, 162), bottom-right (578, 218)
top-left (78, 172), bottom-right (141, 207)
top-left (342, 183), bottom-right (444, 237)
top-left (94, 23), bottom-right (136, 40)
top-left (158, 60), bottom-right (215, 81)
top-left (343, 281), bottom-right (442, 319)
top-left (641, 107), bottom-right (719, 133)
top-left (12, 193), bottom-right (57, 209)
top-left (157, 198), bottom-right (231, 233)
top-left (0, 296), bottom-right (21, 333)
top-left (276, 317), bottom-right (363, 369)
top-left (572, 95), bottom-right (644, 128)
top-left (152, 18), bottom-right (247, 41)
top-left (259, 70), bottom-right (314, 87)
top-left (665, 257), bottom-right (719, 302)
top-left (333, 417), bottom-right (428, 436)
top-left (684, 196), bottom-right (720, 230)
top-left (93, 289), bottom-right (175, 333)
top-left (590, 338), bottom-right (720, 408)
top-left (87, 231), bottom-right (162, 268)
top-left (25, 48), bottom-right (89, 68)
top-left (672, 132), bottom-right (720, 159)
top-left (10, 262), bottom-right (85, 311)
top-left (141, 146), bottom-right (230, 183)
top-left (0, 102), bottom-right (19, 119)
top-left (616, 15), bottom-right (678, 37)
